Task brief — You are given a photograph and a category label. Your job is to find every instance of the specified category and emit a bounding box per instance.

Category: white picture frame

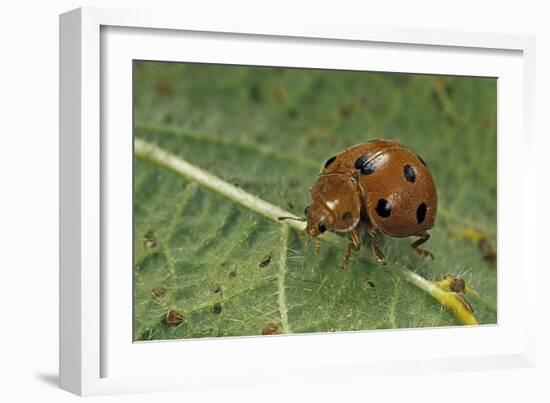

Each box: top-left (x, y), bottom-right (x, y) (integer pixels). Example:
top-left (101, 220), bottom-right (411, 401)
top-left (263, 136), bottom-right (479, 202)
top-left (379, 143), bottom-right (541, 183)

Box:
top-left (59, 6), bottom-right (537, 396)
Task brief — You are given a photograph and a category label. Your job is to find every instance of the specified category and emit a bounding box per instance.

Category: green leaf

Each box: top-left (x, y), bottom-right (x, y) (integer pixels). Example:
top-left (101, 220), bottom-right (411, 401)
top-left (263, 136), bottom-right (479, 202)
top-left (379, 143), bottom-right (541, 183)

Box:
top-left (133, 63), bottom-right (497, 341)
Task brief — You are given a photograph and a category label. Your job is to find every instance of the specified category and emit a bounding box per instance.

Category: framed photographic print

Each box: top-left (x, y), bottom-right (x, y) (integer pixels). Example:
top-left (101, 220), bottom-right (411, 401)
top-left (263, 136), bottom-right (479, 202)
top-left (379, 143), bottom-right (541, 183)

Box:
top-left (60, 7), bottom-right (537, 396)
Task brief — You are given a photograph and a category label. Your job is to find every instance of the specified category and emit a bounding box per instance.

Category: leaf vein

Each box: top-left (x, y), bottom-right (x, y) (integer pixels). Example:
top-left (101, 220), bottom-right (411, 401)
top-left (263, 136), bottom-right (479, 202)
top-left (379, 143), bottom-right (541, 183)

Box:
top-left (278, 225), bottom-right (291, 333)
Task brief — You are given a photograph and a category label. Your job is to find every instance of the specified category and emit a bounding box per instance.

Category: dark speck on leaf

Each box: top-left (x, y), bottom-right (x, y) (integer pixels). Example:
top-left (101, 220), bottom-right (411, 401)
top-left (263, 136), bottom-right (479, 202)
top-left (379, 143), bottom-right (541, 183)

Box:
top-left (162, 113), bottom-right (174, 124)
top-left (288, 179), bottom-right (301, 188)
top-left (228, 270), bottom-right (237, 278)
top-left (275, 87), bottom-right (287, 102)
top-left (165, 309), bottom-right (183, 326)
top-left (287, 108), bottom-right (299, 119)
top-left (367, 281), bottom-right (375, 288)
top-left (155, 81), bottom-right (172, 96)
top-left (211, 284), bottom-right (222, 294)
top-left (261, 322), bottom-right (280, 335)
top-left (249, 83), bottom-right (263, 103)
top-left (259, 255), bottom-right (272, 268)
top-left (339, 104), bottom-right (355, 118)
top-left (151, 287), bottom-right (166, 299)
top-left (143, 231), bottom-right (157, 249)
top-left (449, 277), bottom-right (466, 293)
top-left (479, 238), bottom-right (497, 264)
top-left (212, 303), bottom-right (223, 314)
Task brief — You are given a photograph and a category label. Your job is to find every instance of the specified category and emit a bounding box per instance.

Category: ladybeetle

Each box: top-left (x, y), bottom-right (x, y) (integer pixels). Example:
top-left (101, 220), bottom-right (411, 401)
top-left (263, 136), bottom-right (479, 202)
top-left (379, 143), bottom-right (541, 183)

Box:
top-left (280, 140), bottom-right (437, 268)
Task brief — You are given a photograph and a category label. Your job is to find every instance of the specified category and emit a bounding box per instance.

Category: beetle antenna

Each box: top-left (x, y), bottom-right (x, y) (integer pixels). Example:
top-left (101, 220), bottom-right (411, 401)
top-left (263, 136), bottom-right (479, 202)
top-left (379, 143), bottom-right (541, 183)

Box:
top-left (278, 216), bottom-right (306, 222)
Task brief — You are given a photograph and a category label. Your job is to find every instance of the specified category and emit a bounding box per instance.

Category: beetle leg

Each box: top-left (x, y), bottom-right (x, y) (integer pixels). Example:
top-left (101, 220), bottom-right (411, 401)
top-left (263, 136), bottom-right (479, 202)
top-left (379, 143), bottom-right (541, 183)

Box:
top-left (315, 239), bottom-right (321, 256)
top-left (364, 219), bottom-right (387, 265)
top-left (411, 232), bottom-right (434, 259)
top-left (342, 226), bottom-right (362, 269)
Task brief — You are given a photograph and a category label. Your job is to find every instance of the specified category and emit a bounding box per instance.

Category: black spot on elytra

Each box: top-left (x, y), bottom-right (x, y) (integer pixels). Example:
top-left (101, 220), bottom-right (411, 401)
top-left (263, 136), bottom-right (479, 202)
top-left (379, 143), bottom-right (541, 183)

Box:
top-left (318, 221), bottom-right (327, 233)
top-left (355, 155), bottom-right (376, 175)
top-left (342, 211), bottom-right (353, 221)
top-left (324, 156), bottom-right (336, 168)
top-left (416, 203), bottom-right (427, 224)
top-left (404, 164), bottom-right (416, 183)
top-left (376, 199), bottom-right (392, 218)
top-left (417, 154), bottom-right (427, 166)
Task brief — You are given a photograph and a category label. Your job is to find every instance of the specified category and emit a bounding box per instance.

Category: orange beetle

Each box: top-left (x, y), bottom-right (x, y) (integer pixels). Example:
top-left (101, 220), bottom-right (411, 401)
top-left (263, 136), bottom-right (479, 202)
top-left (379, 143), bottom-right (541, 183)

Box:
top-left (282, 140), bottom-right (437, 267)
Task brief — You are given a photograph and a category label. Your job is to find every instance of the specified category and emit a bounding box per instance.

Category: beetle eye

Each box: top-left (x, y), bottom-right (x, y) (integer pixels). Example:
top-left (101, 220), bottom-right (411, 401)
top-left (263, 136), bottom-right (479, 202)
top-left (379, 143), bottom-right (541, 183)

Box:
top-left (318, 221), bottom-right (327, 233)
top-left (304, 205), bottom-right (311, 216)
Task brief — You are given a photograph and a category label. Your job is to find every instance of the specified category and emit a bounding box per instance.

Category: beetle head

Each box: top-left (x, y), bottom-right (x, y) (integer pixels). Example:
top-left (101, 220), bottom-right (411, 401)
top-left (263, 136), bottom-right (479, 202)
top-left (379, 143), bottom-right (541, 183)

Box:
top-left (304, 201), bottom-right (334, 239)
